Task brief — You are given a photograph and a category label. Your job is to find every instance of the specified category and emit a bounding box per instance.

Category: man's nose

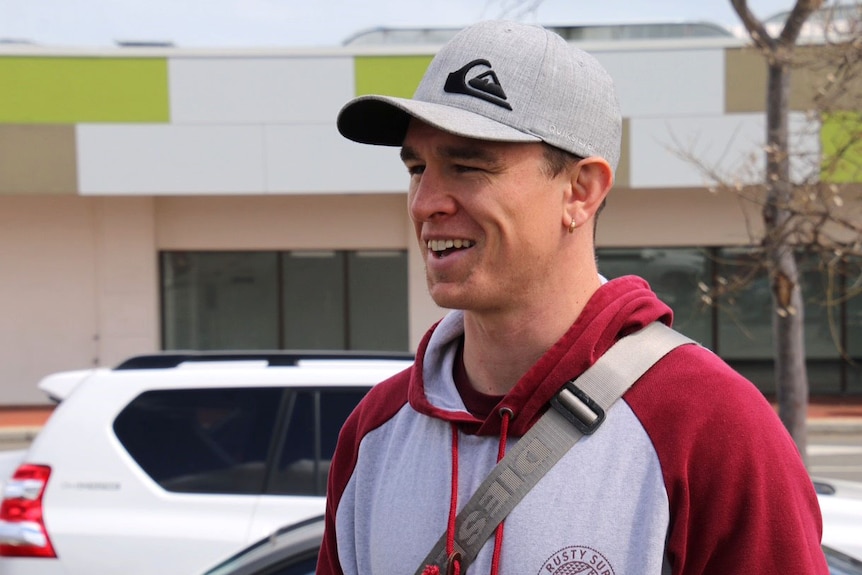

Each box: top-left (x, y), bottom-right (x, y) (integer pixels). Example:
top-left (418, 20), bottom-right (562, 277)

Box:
top-left (409, 168), bottom-right (456, 222)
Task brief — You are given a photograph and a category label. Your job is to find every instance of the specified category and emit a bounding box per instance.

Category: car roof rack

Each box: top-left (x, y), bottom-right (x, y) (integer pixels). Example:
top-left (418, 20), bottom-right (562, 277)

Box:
top-left (114, 350), bottom-right (415, 370)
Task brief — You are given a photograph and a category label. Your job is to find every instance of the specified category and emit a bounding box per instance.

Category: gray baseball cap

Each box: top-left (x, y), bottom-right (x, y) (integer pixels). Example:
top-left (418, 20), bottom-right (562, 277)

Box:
top-left (336, 20), bottom-right (622, 171)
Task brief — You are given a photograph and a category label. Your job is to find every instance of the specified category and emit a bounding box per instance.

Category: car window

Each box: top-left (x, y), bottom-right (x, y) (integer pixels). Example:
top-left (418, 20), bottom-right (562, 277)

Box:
top-left (114, 387), bottom-right (282, 494)
top-left (267, 388), bottom-right (368, 496)
top-left (259, 553), bottom-right (317, 575)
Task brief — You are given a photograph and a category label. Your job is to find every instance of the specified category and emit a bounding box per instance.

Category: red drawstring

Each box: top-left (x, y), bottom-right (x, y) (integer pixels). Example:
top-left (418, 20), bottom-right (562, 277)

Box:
top-left (490, 408), bottom-right (511, 575)
top-left (446, 424), bottom-right (461, 575)
top-left (432, 409), bottom-right (511, 575)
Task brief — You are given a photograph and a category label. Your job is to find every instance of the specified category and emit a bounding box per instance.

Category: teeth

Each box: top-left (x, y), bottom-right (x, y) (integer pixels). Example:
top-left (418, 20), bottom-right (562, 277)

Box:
top-left (427, 239), bottom-right (474, 252)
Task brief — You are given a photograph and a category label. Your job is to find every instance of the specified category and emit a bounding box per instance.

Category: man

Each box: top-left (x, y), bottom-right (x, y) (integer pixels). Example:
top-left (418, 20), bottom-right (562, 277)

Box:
top-left (318, 20), bottom-right (827, 575)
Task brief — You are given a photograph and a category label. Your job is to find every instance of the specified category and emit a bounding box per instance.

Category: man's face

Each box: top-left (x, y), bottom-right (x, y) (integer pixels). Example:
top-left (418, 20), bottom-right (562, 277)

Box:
top-left (402, 120), bottom-right (571, 314)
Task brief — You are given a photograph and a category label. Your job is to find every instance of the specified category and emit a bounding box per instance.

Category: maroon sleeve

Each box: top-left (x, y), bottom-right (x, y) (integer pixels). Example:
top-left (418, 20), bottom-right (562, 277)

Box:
top-left (626, 345), bottom-right (828, 575)
top-left (316, 368), bottom-right (412, 575)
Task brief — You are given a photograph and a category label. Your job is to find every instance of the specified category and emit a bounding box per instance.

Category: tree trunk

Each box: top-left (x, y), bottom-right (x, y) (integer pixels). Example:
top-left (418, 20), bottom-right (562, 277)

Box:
top-left (764, 56), bottom-right (810, 464)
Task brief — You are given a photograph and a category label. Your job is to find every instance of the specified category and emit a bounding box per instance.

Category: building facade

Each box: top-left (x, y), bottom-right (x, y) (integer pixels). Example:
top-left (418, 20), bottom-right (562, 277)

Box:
top-left (1, 32), bottom-right (860, 405)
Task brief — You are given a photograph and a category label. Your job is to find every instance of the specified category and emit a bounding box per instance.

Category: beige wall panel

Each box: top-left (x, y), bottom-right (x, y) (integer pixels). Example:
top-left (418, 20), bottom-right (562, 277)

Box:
top-left (0, 196), bottom-right (99, 405)
top-left (793, 43), bottom-right (862, 112)
top-left (597, 187), bottom-right (763, 248)
top-left (725, 48), bottom-right (766, 113)
top-left (725, 45), bottom-right (861, 113)
top-left (0, 196), bottom-right (161, 404)
top-left (93, 198), bottom-right (159, 366)
top-left (154, 195), bottom-right (409, 250)
top-left (0, 125), bottom-right (77, 195)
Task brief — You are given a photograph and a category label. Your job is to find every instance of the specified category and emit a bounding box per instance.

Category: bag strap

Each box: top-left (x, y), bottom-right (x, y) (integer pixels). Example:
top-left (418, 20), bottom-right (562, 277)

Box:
top-left (415, 322), bottom-right (694, 575)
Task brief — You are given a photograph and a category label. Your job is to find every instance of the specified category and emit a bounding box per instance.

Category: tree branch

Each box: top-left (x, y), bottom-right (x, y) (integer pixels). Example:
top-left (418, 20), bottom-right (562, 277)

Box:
top-left (731, 0), bottom-right (775, 50)
top-left (779, 0), bottom-right (826, 46)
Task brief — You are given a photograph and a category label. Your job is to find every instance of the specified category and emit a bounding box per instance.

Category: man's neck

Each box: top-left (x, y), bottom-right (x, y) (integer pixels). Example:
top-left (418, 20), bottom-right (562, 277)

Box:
top-left (461, 276), bottom-right (600, 396)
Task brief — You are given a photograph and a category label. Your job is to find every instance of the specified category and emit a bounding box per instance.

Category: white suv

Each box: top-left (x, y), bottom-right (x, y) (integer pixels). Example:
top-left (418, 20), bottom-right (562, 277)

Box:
top-left (0, 351), bottom-right (412, 575)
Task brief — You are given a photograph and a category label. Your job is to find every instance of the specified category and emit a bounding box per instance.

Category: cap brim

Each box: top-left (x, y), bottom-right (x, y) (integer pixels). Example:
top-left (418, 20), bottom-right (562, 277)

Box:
top-left (336, 95), bottom-right (541, 147)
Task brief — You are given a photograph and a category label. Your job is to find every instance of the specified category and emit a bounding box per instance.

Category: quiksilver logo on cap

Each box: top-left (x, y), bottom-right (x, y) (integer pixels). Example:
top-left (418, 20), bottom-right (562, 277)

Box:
top-left (444, 59), bottom-right (512, 110)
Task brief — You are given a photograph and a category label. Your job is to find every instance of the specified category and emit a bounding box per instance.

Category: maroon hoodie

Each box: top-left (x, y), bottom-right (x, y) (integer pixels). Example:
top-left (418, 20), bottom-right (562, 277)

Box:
top-left (318, 276), bottom-right (827, 575)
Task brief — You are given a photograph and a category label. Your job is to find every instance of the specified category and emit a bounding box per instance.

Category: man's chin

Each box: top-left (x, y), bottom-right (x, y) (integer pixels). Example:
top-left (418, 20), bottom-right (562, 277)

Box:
top-left (428, 293), bottom-right (461, 310)
top-left (427, 283), bottom-right (467, 310)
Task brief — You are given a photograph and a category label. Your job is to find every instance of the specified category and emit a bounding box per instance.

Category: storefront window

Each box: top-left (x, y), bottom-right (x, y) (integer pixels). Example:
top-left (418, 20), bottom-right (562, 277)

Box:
top-left (346, 251), bottom-right (409, 351)
top-left (716, 248), bottom-right (847, 393)
top-left (161, 252), bottom-right (279, 350)
top-left (161, 250), bottom-right (408, 352)
top-left (281, 251), bottom-right (346, 350)
top-left (839, 256), bottom-right (862, 394)
top-left (715, 248), bottom-right (774, 361)
top-left (597, 247), bottom-right (712, 344)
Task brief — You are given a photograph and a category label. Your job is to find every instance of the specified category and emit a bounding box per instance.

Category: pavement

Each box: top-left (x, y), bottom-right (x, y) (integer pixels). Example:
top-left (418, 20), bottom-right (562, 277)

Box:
top-left (804, 397), bottom-right (862, 434)
top-left (1, 397), bottom-right (862, 450)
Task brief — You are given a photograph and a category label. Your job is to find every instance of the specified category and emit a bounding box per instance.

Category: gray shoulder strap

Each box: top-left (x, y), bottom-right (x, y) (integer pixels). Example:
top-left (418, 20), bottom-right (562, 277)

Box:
top-left (416, 322), bottom-right (694, 575)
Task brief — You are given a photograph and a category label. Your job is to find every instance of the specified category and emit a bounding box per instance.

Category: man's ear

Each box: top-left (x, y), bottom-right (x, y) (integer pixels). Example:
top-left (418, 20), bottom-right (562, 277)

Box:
top-left (566, 157), bottom-right (614, 227)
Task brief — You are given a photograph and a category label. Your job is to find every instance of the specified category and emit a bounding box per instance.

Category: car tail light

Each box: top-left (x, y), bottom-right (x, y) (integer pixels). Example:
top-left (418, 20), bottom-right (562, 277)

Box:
top-left (0, 464), bottom-right (57, 557)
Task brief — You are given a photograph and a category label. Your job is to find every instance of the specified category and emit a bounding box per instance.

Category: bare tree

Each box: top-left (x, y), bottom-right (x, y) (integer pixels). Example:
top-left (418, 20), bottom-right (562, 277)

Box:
top-left (724, 1), bottom-right (862, 463)
top-left (728, 0), bottom-right (823, 462)
top-left (666, 4), bottom-right (862, 464)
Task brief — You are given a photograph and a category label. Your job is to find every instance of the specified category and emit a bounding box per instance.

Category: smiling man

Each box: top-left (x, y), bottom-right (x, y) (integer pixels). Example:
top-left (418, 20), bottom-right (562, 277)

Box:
top-left (317, 20), bottom-right (827, 575)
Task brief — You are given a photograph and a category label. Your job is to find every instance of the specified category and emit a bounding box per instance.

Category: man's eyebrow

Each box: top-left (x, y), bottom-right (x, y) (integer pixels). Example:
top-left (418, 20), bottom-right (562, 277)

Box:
top-left (441, 144), bottom-right (500, 165)
top-left (400, 146), bottom-right (419, 163)
top-left (399, 143), bottom-right (502, 166)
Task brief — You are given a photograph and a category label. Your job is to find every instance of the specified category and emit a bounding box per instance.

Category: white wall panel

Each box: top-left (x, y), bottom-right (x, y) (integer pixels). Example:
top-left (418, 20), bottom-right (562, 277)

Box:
top-left (169, 57), bottom-right (355, 124)
top-left (593, 49), bottom-right (725, 118)
top-left (629, 112), bottom-right (820, 188)
top-left (77, 124), bottom-right (266, 194)
top-left (265, 124), bottom-right (406, 193)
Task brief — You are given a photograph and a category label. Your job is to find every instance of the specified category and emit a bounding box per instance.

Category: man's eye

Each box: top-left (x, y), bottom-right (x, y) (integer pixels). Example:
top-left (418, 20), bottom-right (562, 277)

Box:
top-left (406, 165), bottom-right (425, 176)
top-left (454, 164), bottom-right (481, 173)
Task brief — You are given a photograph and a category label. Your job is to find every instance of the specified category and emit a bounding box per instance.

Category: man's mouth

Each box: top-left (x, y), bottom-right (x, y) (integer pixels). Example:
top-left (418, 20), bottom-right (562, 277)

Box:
top-left (427, 239), bottom-right (475, 258)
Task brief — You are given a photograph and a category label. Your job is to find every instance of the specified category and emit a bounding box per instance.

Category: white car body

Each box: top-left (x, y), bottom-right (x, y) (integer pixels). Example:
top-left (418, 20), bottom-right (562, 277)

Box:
top-left (0, 353), bottom-right (412, 575)
top-left (817, 477), bottom-right (862, 561)
top-left (0, 450), bottom-right (26, 495)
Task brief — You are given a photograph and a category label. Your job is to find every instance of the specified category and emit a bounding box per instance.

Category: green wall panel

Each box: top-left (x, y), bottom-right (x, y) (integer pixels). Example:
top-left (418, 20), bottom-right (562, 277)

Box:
top-left (822, 111), bottom-right (862, 184)
top-left (354, 56), bottom-right (433, 97)
top-left (0, 57), bottom-right (169, 123)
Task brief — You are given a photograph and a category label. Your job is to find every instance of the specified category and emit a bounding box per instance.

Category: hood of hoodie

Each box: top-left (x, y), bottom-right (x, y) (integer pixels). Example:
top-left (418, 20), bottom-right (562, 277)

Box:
top-left (407, 275), bottom-right (673, 436)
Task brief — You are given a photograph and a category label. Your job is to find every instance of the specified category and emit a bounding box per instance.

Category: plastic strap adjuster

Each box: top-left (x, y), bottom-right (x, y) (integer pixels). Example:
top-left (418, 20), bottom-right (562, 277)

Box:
top-left (550, 382), bottom-right (606, 435)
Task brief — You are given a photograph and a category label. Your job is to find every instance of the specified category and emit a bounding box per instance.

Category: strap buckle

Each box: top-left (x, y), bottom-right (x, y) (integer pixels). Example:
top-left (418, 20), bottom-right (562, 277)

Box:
top-left (550, 381), bottom-right (605, 435)
top-left (445, 552), bottom-right (462, 575)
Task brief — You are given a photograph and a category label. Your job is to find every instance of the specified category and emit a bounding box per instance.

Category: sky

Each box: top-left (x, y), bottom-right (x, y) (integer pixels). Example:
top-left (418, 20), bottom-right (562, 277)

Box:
top-left (0, 0), bottom-right (799, 49)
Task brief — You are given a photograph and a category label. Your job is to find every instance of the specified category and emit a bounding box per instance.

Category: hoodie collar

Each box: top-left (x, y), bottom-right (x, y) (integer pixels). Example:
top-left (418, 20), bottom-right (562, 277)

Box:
top-left (408, 276), bottom-right (673, 436)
